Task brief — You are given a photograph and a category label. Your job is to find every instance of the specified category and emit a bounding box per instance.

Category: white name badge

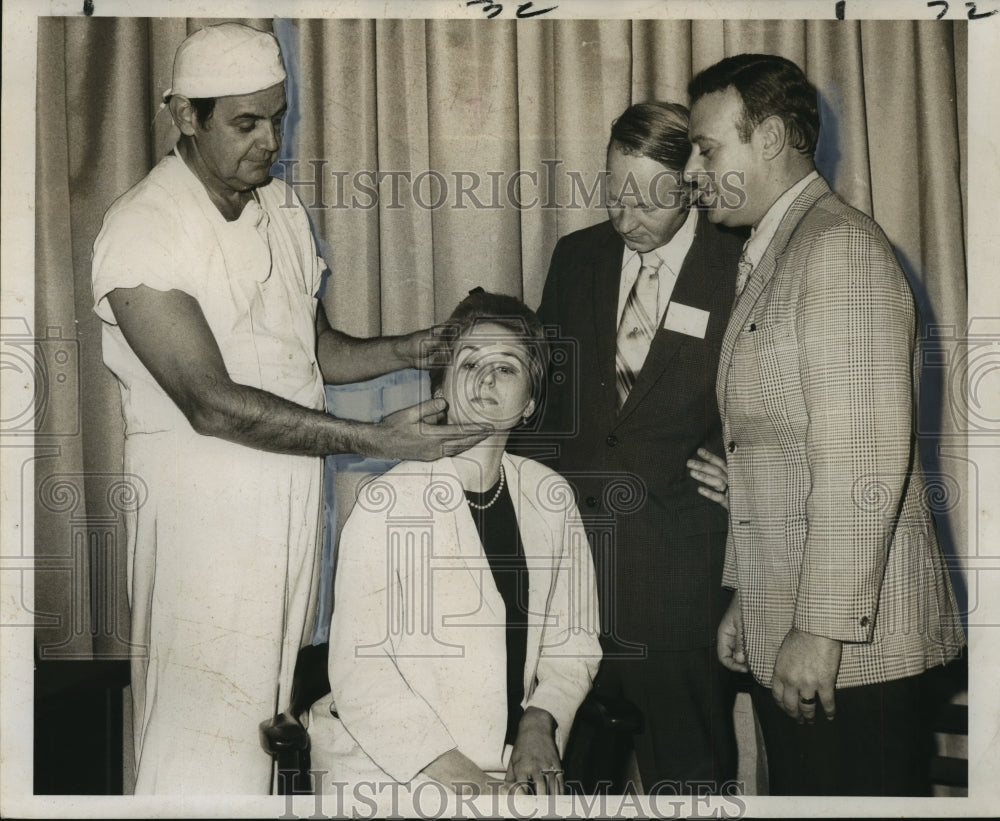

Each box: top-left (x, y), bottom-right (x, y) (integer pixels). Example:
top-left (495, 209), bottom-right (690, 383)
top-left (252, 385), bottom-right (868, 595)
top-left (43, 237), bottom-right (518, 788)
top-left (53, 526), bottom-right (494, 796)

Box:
top-left (663, 302), bottom-right (710, 339)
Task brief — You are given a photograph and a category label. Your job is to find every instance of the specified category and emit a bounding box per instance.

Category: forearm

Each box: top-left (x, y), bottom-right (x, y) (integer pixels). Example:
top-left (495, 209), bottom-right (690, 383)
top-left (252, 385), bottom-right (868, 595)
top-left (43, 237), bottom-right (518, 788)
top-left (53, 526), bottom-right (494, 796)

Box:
top-left (181, 364), bottom-right (478, 464)
top-left (518, 706), bottom-right (556, 736)
top-left (528, 509), bottom-right (601, 737)
top-left (105, 285), bottom-right (459, 460)
top-left (316, 326), bottom-right (415, 384)
top-left (188, 376), bottom-right (381, 457)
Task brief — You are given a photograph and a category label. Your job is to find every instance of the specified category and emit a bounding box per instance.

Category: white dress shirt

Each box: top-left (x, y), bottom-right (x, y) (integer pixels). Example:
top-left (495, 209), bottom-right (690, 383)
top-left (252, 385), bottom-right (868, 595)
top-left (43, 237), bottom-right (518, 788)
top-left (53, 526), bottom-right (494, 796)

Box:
top-left (616, 206), bottom-right (698, 325)
top-left (740, 170), bottom-right (820, 270)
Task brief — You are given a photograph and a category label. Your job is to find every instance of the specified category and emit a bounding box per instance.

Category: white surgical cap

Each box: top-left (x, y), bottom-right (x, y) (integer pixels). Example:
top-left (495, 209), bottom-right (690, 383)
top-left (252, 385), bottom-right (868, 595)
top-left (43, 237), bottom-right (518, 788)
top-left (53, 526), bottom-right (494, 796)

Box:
top-left (163, 22), bottom-right (286, 100)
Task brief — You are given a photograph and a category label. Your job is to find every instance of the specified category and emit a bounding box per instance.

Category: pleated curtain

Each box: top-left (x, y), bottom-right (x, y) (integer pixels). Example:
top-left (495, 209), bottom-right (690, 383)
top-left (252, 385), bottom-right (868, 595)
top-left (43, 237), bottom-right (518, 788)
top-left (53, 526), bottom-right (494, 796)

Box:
top-left (34, 13), bottom-right (967, 694)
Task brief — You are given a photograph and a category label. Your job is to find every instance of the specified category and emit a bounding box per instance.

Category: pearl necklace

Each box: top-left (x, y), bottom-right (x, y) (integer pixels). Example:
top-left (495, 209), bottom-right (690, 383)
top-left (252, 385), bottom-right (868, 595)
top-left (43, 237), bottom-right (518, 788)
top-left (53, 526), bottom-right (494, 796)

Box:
top-left (466, 464), bottom-right (506, 510)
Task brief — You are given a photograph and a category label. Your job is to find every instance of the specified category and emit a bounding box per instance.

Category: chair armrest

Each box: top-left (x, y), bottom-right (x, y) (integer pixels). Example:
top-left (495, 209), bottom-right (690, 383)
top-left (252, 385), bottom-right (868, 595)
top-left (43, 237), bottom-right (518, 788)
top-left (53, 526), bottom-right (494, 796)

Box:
top-left (259, 712), bottom-right (310, 755)
top-left (288, 642), bottom-right (332, 718)
top-left (577, 691), bottom-right (644, 735)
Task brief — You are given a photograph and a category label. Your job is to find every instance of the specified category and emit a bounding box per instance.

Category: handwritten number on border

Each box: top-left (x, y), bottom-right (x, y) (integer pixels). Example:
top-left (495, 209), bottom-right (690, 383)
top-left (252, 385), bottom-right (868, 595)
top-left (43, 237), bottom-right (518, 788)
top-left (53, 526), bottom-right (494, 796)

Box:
top-left (467, 1), bottom-right (558, 19)
top-left (467, 1), bottom-right (503, 19)
top-left (923, 0), bottom-right (999, 18)
top-left (928, 0), bottom-right (949, 17)
top-left (966, 1), bottom-right (999, 18)
top-left (516, 2), bottom-right (557, 18)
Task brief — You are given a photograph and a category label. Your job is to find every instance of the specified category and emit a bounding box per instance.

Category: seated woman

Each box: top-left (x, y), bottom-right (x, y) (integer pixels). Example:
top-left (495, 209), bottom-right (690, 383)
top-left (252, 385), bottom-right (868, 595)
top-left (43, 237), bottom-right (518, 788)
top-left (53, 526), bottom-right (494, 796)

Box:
top-left (310, 290), bottom-right (602, 797)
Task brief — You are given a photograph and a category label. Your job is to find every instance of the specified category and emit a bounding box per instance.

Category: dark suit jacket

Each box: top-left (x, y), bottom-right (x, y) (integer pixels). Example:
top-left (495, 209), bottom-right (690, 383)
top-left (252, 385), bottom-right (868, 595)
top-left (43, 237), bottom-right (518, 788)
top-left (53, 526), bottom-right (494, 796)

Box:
top-left (530, 214), bottom-right (744, 652)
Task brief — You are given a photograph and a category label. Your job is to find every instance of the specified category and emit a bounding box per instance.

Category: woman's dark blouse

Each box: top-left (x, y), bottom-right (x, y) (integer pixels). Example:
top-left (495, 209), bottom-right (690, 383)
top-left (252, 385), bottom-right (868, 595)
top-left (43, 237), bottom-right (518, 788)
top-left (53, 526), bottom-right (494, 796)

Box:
top-left (465, 475), bottom-right (529, 746)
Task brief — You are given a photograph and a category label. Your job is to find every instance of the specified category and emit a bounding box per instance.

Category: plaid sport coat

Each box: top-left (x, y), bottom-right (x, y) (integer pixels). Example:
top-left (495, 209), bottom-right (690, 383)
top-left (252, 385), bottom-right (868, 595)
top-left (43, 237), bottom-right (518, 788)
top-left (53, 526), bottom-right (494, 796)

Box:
top-left (717, 175), bottom-right (965, 688)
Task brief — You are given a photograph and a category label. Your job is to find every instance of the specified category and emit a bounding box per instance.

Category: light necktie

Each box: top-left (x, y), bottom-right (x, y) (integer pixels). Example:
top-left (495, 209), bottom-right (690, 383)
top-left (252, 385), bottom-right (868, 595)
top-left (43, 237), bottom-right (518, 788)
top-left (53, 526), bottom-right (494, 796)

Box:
top-left (615, 252), bottom-right (661, 409)
top-left (735, 241), bottom-right (753, 300)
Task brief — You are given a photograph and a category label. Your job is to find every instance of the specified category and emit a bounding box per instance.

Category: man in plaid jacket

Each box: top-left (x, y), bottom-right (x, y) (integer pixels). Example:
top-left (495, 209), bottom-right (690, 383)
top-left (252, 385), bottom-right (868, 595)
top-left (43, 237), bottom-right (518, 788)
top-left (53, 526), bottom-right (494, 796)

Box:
top-left (683, 53), bottom-right (965, 795)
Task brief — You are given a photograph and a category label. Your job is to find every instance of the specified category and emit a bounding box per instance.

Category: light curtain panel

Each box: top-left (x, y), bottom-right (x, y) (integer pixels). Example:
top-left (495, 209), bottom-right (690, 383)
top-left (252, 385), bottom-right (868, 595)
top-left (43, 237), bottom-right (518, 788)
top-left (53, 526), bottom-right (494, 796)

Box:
top-left (35, 15), bottom-right (967, 675)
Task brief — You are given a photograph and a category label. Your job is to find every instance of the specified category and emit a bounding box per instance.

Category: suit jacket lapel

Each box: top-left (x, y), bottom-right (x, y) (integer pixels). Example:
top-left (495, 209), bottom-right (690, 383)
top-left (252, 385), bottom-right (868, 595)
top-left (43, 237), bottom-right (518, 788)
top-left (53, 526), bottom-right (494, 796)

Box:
top-left (501, 454), bottom-right (548, 686)
top-left (616, 213), bottom-right (729, 424)
top-left (591, 226), bottom-right (626, 421)
top-left (716, 176), bottom-right (833, 414)
top-left (428, 458), bottom-right (506, 620)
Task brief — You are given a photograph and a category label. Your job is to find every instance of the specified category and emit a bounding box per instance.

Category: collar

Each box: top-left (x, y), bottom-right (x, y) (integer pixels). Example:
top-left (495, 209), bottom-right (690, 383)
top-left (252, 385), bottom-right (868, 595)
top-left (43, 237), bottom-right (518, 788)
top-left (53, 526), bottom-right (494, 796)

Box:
top-left (741, 170), bottom-right (819, 268)
top-left (617, 207), bottom-right (698, 322)
top-left (171, 147), bottom-right (263, 224)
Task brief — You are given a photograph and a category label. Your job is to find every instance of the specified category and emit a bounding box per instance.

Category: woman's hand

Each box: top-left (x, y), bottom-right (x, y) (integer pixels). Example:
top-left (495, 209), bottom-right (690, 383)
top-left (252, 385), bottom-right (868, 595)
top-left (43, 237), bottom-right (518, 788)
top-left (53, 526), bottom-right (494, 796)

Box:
top-left (687, 447), bottom-right (729, 510)
top-left (506, 707), bottom-right (564, 795)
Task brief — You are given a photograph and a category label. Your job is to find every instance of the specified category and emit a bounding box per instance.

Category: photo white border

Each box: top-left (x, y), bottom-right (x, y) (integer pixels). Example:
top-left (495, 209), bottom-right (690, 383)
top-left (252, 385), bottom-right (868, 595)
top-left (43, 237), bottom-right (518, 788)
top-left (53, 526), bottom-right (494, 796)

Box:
top-left (2, 0), bottom-right (998, 817)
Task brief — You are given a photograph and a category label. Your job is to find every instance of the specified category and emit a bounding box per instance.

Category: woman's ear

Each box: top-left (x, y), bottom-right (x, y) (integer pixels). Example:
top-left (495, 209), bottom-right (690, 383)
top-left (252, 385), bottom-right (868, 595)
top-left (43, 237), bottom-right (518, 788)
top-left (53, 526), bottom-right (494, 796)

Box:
top-left (522, 398), bottom-right (536, 421)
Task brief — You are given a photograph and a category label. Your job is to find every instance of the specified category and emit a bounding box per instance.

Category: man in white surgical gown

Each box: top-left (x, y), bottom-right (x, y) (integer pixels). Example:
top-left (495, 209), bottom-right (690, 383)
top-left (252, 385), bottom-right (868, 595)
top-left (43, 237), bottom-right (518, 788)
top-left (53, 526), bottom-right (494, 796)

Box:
top-left (91, 22), bottom-right (488, 794)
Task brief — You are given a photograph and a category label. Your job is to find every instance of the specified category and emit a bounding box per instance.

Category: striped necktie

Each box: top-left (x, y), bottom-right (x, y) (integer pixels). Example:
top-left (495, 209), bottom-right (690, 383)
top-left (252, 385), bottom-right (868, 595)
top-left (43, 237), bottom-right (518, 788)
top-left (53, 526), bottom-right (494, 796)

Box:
top-left (615, 252), bottom-right (661, 409)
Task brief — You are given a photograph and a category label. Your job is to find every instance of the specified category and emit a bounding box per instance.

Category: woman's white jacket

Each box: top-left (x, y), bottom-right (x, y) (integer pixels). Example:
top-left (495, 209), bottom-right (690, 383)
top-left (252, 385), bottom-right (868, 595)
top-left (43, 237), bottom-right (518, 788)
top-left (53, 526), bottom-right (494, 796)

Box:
top-left (320, 452), bottom-right (602, 785)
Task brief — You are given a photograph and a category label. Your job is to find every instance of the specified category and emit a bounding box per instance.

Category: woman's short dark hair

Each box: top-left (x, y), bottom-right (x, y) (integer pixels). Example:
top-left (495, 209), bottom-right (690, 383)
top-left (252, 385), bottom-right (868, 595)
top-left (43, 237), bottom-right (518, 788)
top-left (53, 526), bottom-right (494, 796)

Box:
top-left (688, 53), bottom-right (819, 156)
top-left (608, 102), bottom-right (691, 170)
top-left (429, 289), bottom-right (548, 412)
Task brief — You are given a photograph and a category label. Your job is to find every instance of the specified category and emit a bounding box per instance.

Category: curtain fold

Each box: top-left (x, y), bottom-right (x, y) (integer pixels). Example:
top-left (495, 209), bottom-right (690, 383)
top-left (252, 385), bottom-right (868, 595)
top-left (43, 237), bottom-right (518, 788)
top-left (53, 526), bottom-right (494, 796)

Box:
top-left (550, 20), bottom-right (634, 242)
top-left (806, 20), bottom-right (873, 215)
top-left (35, 16), bottom-right (94, 660)
top-left (34, 10), bottom-right (968, 683)
top-left (514, 21), bottom-right (559, 308)
top-left (632, 19), bottom-right (693, 105)
top-left (426, 20), bottom-right (524, 310)
top-left (290, 19), bottom-right (381, 336)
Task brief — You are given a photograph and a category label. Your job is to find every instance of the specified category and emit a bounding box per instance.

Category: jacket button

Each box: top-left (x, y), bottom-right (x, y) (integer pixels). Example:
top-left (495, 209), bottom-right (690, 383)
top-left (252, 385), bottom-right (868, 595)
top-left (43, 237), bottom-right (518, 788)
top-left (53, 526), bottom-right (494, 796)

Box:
top-left (606, 435), bottom-right (618, 447)
top-left (585, 496), bottom-right (598, 508)
top-left (727, 441), bottom-right (736, 453)
top-left (859, 615), bottom-right (870, 628)
top-left (749, 322), bottom-right (756, 332)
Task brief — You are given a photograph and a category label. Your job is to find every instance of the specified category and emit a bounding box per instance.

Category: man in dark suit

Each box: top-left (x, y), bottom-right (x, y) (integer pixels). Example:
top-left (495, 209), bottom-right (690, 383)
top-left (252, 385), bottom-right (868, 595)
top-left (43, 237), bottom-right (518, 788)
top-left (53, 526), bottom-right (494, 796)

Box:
top-left (532, 102), bottom-right (745, 792)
